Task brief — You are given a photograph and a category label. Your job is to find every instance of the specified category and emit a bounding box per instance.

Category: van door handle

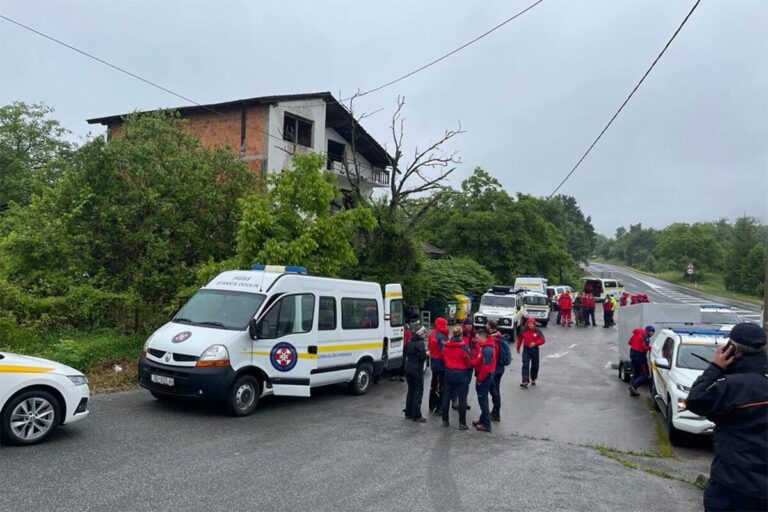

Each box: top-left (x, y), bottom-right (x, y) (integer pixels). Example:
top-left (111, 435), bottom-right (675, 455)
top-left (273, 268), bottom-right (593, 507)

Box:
top-left (308, 346), bottom-right (318, 355)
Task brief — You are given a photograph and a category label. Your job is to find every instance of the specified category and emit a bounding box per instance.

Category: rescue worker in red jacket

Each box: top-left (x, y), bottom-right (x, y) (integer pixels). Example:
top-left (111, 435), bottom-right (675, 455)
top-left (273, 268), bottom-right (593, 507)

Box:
top-left (628, 325), bottom-right (655, 396)
top-left (581, 292), bottom-right (596, 327)
top-left (517, 317), bottom-right (546, 388)
top-left (472, 330), bottom-right (497, 433)
top-left (487, 320), bottom-right (504, 422)
top-left (558, 291), bottom-right (573, 327)
top-left (441, 326), bottom-right (473, 430)
top-left (428, 317), bottom-right (449, 414)
top-left (619, 292), bottom-right (629, 307)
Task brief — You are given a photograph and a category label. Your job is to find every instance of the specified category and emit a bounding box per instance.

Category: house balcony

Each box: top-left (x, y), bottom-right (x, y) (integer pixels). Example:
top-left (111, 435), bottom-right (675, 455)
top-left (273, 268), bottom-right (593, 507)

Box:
top-left (328, 160), bottom-right (390, 187)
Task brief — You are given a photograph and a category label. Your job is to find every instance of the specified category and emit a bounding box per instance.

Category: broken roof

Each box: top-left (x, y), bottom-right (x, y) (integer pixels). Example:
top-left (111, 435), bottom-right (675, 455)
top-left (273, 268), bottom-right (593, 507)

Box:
top-left (86, 91), bottom-right (392, 168)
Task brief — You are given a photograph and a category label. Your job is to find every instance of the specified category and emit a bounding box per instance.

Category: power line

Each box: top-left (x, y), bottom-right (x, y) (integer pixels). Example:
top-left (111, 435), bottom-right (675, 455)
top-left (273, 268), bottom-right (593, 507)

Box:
top-left (347, 0), bottom-right (545, 100)
top-left (548, 0), bottom-right (701, 198)
top-left (0, 13), bottom-right (221, 117)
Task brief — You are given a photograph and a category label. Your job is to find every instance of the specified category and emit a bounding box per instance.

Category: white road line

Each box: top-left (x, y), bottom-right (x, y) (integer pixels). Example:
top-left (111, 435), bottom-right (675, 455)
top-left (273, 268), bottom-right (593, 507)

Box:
top-left (545, 351), bottom-right (570, 359)
top-left (604, 361), bottom-right (612, 369)
top-left (569, 343), bottom-right (578, 349)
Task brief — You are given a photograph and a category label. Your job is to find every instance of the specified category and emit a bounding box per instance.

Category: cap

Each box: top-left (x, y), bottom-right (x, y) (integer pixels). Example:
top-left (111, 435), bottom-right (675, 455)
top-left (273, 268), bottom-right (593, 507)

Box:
top-left (729, 322), bottom-right (767, 348)
top-left (645, 325), bottom-right (656, 333)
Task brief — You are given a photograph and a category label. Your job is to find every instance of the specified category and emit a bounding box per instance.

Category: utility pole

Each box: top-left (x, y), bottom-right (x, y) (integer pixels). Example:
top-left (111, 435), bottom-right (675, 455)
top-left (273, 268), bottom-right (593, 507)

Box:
top-left (763, 254), bottom-right (767, 338)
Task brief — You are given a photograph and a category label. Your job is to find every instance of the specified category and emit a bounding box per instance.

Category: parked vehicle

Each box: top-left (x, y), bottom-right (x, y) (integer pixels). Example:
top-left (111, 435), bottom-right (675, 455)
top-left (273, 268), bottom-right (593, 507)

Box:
top-left (649, 327), bottom-right (728, 444)
top-left (138, 265), bottom-right (404, 416)
top-left (514, 276), bottom-right (549, 295)
top-left (473, 286), bottom-right (526, 334)
top-left (699, 304), bottom-right (741, 331)
top-left (616, 303), bottom-right (700, 383)
top-left (0, 352), bottom-right (90, 445)
top-left (547, 285), bottom-right (574, 311)
top-left (582, 278), bottom-right (624, 302)
top-left (521, 291), bottom-right (551, 327)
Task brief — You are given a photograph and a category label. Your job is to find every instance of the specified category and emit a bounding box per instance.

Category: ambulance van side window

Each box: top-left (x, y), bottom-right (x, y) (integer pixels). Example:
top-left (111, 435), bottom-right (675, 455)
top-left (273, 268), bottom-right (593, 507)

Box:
top-left (390, 299), bottom-right (404, 327)
top-left (259, 294), bottom-right (315, 339)
top-left (318, 296), bottom-right (337, 331)
top-left (342, 298), bottom-right (379, 329)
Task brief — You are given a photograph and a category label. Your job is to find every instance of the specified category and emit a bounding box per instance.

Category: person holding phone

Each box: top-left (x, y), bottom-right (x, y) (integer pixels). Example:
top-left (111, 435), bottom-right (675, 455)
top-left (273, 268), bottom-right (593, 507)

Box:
top-left (686, 323), bottom-right (768, 512)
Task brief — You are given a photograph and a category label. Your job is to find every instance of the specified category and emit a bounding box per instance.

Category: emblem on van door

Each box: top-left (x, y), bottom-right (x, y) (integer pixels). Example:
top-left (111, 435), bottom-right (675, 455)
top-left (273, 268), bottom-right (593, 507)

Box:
top-left (270, 342), bottom-right (298, 372)
top-left (172, 331), bottom-right (192, 344)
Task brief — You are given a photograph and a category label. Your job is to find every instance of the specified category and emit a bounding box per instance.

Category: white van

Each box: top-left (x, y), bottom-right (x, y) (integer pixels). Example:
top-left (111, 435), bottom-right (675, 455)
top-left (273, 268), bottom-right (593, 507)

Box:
top-left (514, 276), bottom-right (549, 295)
top-left (138, 265), bottom-right (404, 416)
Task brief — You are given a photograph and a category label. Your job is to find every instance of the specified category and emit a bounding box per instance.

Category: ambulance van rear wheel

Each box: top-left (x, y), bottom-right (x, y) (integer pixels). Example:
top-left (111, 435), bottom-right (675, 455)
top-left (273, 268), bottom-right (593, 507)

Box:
top-left (226, 375), bottom-right (261, 417)
top-left (349, 362), bottom-right (373, 395)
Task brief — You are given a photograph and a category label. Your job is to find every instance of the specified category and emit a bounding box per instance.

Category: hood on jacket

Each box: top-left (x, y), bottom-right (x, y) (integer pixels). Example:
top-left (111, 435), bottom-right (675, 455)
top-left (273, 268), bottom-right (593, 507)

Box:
top-left (632, 328), bottom-right (647, 336)
top-left (434, 317), bottom-right (449, 336)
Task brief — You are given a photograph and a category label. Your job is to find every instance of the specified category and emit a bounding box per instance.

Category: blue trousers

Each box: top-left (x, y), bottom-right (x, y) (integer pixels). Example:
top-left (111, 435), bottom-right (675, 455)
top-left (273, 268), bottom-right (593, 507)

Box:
top-left (442, 371), bottom-right (470, 426)
top-left (629, 350), bottom-right (649, 389)
top-left (475, 375), bottom-right (494, 430)
top-left (522, 346), bottom-right (540, 383)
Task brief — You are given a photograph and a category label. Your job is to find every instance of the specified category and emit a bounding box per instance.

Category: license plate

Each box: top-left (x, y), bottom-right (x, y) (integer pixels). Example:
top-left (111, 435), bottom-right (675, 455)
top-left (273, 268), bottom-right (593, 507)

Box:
top-left (150, 374), bottom-right (174, 387)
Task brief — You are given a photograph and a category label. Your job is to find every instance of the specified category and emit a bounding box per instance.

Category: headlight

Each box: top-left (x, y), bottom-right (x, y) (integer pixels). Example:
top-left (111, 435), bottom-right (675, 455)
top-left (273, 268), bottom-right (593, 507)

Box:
top-left (142, 335), bottom-right (154, 357)
top-left (196, 344), bottom-right (230, 367)
top-left (677, 398), bottom-right (687, 412)
top-left (67, 375), bottom-right (88, 386)
top-left (676, 383), bottom-right (691, 393)
top-left (503, 318), bottom-right (512, 325)
top-left (475, 316), bottom-right (485, 324)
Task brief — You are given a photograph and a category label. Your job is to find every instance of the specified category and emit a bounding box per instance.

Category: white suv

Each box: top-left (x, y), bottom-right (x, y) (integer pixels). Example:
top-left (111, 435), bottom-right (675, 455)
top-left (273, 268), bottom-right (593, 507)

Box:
top-left (649, 328), bottom-right (727, 444)
top-left (473, 287), bottom-right (525, 334)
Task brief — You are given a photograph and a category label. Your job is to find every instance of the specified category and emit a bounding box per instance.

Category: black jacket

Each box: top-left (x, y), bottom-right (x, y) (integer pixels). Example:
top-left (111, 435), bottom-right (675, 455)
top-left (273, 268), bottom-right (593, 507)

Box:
top-left (686, 352), bottom-right (768, 498)
top-left (404, 335), bottom-right (427, 375)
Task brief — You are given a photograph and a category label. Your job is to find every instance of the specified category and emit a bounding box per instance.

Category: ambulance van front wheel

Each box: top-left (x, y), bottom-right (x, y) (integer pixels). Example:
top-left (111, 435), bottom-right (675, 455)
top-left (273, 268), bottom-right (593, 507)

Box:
top-left (349, 362), bottom-right (373, 395)
top-left (226, 375), bottom-right (261, 417)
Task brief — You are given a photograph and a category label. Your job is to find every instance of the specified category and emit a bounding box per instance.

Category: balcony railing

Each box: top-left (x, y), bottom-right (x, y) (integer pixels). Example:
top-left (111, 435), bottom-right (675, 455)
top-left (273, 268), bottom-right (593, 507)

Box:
top-left (328, 160), bottom-right (390, 187)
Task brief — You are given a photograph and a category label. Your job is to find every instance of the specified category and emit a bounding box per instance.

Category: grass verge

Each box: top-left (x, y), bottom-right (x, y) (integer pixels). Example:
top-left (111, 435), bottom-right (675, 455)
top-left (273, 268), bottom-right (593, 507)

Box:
top-left (0, 328), bottom-right (144, 393)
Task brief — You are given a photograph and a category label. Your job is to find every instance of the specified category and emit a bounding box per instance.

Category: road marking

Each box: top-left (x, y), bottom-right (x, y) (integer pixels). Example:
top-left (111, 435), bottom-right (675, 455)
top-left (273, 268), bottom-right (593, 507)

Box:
top-left (546, 351), bottom-right (570, 359)
top-left (569, 343), bottom-right (578, 349)
top-left (604, 361), bottom-right (612, 369)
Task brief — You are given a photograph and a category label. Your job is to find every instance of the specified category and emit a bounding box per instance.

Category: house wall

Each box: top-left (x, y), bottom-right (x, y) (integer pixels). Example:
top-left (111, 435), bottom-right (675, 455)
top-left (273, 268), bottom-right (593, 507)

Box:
top-left (266, 99), bottom-right (327, 173)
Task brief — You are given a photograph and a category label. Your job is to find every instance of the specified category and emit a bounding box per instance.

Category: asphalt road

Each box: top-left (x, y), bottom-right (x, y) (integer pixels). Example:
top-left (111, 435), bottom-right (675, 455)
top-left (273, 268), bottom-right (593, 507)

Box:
top-left (0, 322), bottom-right (705, 512)
top-left (587, 262), bottom-right (762, 324)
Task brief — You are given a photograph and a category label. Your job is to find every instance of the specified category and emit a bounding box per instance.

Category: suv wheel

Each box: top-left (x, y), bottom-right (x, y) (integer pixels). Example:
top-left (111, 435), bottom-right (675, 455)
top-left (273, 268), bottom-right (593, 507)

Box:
top-left (1, 389), bottom-right (61, 446)
top-left (666, 397), bottom-right (684, 446)
top-left (618, 363), bottom-right (630, 383)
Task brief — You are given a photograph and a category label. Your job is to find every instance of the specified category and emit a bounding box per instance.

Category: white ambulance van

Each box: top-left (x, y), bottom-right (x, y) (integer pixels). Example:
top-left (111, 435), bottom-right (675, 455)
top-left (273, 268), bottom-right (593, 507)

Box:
top-left (138, 265), bottom-right (404, 416)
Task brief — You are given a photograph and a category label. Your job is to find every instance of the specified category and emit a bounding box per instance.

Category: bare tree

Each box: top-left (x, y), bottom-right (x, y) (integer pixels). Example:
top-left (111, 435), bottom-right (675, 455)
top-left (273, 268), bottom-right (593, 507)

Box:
top-left (340, 94), bottom-right (463, 222)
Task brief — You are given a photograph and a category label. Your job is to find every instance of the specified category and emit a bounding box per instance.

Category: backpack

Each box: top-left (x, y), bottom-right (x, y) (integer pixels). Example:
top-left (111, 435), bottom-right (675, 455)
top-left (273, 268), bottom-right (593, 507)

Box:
top-left (498, 334), bottom-right (513, 366)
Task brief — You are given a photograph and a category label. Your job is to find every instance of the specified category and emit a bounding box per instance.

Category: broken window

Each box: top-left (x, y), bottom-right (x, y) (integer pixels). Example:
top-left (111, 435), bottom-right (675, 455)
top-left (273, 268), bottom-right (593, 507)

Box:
top-left (283, 113), bottom-right (313, 147)
top-left (327, 140), bottom-right (345, 169)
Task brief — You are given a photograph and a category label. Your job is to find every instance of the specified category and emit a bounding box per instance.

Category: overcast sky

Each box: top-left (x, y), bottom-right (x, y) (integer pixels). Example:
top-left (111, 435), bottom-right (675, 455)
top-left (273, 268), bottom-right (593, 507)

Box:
top-left (1, 0), bottom-right (765, 235)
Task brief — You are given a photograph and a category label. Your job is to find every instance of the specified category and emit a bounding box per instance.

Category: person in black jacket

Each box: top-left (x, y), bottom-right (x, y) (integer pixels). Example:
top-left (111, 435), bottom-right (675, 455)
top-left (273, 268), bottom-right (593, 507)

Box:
top-left (686, 323), bottom-right (768, 512)
top-left (404, 325), bottom-right (428, 423)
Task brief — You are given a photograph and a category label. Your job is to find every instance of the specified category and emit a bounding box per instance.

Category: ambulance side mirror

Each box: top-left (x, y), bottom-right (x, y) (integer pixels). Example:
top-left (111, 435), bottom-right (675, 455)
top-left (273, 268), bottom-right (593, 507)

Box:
top-left (384, 314), bottom-right (391, 321)
top-left (654, 357), bottom-right (671, 370)
top-left (248, 318), bottom-right (259, 340)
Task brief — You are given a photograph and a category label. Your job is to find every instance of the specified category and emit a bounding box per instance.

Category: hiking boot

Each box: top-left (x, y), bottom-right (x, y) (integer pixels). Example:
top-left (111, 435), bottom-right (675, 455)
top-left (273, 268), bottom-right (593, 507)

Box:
top-left (413, 417), bottom-right (427, 423)
top-left (441, 421), bottom-right (450, 428)
top-left (472, 420), bottom-right (481, 427)
top-left (491, 415), bottom-right (501, 422)
top-left (629, 386), bottom-right (640, 397)
top-left (458, 424), bottom-right (469, 431)
top-left (530, 380), bottom-right (536, 386)
top-left (520, 382), bottom-right (528, 389)
top-left (475, 424), bottom-right (490, 433)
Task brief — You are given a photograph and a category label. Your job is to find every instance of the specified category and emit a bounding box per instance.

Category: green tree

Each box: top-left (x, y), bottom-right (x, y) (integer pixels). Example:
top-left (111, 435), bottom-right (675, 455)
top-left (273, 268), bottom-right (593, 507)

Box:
top-left (655, 223), bottom-right (723, 275)
top-left (1, 110), bottom-right (256, 304)
top-left (738, 243), bottom-right (766, 296)
top-left (0, 102), bottom-right (71, 211)
top-left (724, 216), bottom-right (761, 293)
top-left (420, 257), bottom-right (495, 318)
top-left (236, 153), bottom-right (376, 275)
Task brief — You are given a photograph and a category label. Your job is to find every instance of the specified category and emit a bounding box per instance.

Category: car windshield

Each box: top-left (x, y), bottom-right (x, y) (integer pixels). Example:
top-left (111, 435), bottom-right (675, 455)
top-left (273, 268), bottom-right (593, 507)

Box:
top-left (701, 311), bottom-right (740, 325)
top-left (676, 344), bottom-right (716, 370)
top-left (173, 289), bottom-right (266, 330)
top-left (523, 296), bottom-right (548, 306)
top-left (481, 296), bottom-right (516, 308)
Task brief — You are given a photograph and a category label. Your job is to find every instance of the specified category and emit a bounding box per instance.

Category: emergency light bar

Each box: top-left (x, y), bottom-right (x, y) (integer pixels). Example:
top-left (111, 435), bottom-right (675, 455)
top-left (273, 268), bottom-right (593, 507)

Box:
top-left (251, 264), bottom-right (308, 274)
top-left (671, 328), bottom-right (729, 337)
top-left (699, 304), bottom-right (730, 310)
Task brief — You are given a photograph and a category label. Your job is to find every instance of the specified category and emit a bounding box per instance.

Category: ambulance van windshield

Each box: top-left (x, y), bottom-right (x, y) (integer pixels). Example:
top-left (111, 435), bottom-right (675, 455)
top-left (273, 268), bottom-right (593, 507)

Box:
top-left (173, 289), bottom-right (266, 330)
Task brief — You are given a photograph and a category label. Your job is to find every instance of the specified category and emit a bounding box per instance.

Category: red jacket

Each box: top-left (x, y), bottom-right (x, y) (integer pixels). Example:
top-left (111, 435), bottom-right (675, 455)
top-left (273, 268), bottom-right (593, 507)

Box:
top-left (443, 339), bottom-right (473, 370)
top-left (582, 294), bottom-right (595, 309)
top-left (428, 317), bottom-right (449, 360)
top-left (628, 328), bottom-right (651, 353)
top-left (474, 337), bottom-right (497, 382)
top-left (558, 293), bottom-right (572, 310)
top-left (516, 327), bottom-right (546, 351)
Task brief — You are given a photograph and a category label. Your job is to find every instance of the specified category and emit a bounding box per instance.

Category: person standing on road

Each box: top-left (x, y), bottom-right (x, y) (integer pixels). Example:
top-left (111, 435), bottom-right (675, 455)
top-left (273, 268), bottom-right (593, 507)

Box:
top-left (558, 291), bottom-right (573, 327)
top-left (487, 320), bottom-right (505, 422)
top-left (573, 293), bottom-right (583, 327)
top-left (686, 323), bottom-right (768, 512)
top-left (404, 325), bottom-right (428, 423)
top-left (582, 292), bottom-right (596, 327)
top-left (602, 297), bottom-right (613, 328)
top-left (472, 330), bottom-right (497, 433)
top-left (428, 317), bottom-right (449, 414)
top-left (391, 323), bottom-right (412, 382)
top-left (517, 317), bottom-right (546, 388)
top-left (608, 295), bottom-right (618, 326)
top-left (627, 325), bottom-right (655, 396)
top-left (441, 327), bottom-right (473, 430)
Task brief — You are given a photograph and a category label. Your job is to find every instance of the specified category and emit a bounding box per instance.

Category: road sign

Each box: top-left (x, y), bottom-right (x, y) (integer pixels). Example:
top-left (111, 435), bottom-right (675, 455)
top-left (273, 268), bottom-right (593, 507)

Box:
top-left (686, 262), bottom-right (695, 275)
